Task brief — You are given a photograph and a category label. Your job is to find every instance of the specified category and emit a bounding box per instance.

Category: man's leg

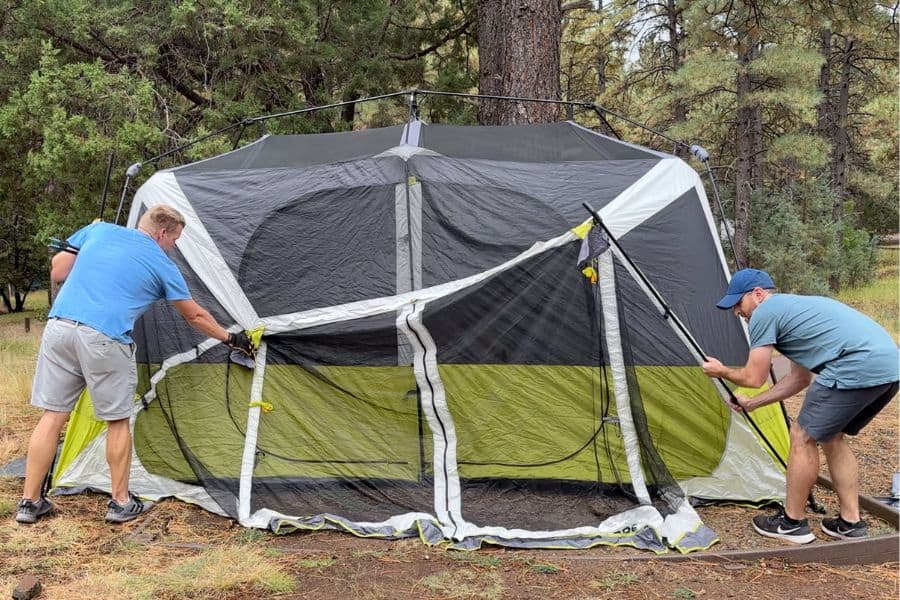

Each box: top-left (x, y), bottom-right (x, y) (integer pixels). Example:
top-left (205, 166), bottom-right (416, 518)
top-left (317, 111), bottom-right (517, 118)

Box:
top-left (821, 433), bottom-right (860, 522)
top-left (784, 421), bottom-right (819, 520)
top-left (106, 418), bottom-right (132, 504)
top-left (22, 410), bottom-right (70, 500)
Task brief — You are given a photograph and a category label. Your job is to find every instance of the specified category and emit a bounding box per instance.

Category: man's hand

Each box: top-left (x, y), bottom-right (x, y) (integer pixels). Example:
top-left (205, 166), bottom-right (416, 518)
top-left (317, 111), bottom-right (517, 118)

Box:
top-left (226, 331), bottom-right (254, 355)
top-left (727, 394), bottom-right (750, 412)
top-left (701, 356), bottom-right (725, 378)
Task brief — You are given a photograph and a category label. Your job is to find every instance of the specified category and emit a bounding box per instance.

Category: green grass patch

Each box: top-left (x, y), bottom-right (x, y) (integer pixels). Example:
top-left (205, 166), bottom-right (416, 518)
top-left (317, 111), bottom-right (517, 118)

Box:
top-left (446, 549), bottom-right (502, 568)
top-left (837, 248), bottom-right (899, 342)
top-left (235, 527), bottom-right (269, 544)
top-left (527, 560), bottom-right (562, 574)
top-left (591, 570), bottom-right (641, 591)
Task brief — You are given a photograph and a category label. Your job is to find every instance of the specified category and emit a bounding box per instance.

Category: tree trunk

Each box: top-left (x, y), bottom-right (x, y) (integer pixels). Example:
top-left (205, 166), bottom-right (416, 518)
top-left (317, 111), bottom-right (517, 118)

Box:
top-left (666, 0), bottom-right (688, 159)
top-left (817, 28), bottom-right (833, 138)
top-left (476, 0), bottom-right (561, 125)
top-left (831, 38), bottom-right (852, 203)
top-left (0, 286), bottom-right (11, 313)
top-left (828, 37), bottom-right (853, 290)
top-left (733, 34), bottom-right (761, 269)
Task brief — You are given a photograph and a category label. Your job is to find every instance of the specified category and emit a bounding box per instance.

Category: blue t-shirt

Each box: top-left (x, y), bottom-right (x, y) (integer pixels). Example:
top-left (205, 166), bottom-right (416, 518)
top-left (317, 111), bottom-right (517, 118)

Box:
top-left (49, 222), bottom-right (191, 343)
top-left (749, 294), bottom-right (899, 389)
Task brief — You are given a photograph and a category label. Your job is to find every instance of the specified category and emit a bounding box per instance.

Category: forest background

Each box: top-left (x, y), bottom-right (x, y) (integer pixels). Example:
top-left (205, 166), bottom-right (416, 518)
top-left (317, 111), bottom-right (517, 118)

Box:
top-left (0, 0), bottom-right (897, 313)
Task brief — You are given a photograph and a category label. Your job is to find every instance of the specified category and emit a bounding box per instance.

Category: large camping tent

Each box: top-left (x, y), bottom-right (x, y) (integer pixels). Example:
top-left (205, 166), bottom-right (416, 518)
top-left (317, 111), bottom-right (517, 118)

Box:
top-left (52, 119), bottom-right (789, 553)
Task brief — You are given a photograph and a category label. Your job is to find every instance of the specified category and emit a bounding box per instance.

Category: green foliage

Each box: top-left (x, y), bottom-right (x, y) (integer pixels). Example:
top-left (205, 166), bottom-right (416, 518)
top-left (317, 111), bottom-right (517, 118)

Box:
top-left (766, 133), bottom-right (831, 171)
top-left (0, 0), bottom-right (894, 304)
top-left (749, 180), bottom-right (876, 293)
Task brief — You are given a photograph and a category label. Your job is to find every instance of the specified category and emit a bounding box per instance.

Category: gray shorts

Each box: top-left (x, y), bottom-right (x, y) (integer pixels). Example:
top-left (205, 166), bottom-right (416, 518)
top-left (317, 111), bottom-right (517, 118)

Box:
top-left (31, 318), bottom-right (137, 421)
top-left (798, 379), bottom-right (898, 442)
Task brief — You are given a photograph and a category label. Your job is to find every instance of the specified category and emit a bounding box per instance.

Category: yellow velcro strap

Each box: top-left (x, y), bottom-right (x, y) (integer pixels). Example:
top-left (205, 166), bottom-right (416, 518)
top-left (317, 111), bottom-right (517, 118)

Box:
top-left (571, 218), bottom-right (594, 240)
top-left (249, 401), bottom-right (274, 413)
top-left (246, 325), bottom-right (265, 350)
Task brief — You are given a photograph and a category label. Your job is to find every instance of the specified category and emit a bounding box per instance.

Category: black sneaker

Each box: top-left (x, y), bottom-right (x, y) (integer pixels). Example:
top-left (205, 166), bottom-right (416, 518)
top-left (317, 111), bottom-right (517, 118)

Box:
top-left (105, 493), bottom-right (154, 523)
top-left (15, 497), bottom-right (54, 524)
top-left (751, 509), bottom-right (815, 544)
top-left (821, 516), bottom-right (867, 540)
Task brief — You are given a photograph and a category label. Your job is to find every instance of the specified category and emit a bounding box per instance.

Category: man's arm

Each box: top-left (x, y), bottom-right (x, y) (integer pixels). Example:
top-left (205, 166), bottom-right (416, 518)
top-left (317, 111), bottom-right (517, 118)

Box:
top-left (738, 360), bottom-right (813, 411)
top-left (50, 251), bottom-right (77, 283)
top-left (702, 345), bottom-right (774, 388)
top-left (172, 299), bottom-right (230, 342)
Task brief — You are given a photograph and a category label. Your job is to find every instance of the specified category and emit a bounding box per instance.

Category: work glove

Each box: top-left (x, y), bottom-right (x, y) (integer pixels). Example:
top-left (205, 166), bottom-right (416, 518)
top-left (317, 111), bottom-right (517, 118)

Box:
top-left (226, 331), bottom-right (254, 356)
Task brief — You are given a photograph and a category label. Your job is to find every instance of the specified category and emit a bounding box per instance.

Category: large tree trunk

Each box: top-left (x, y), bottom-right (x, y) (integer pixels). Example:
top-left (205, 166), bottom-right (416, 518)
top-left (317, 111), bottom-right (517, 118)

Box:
top-left (733, 33), bottom-right (762, 268)
top-left (817, 28), bottom-right (833, 138)
top-left (828, 37), bottom-right (853, 290)
top-left (831, 38), bottom-right (852, 204)
top-left (476, 0), bottom-right (561, 125)
top-left (666, 0), bottom-right (688, 159)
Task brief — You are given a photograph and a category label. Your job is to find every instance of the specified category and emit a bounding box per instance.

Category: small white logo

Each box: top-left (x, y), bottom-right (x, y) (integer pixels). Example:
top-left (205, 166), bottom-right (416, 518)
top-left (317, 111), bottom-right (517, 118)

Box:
top-left (776, 525), bottom-right (799, 534)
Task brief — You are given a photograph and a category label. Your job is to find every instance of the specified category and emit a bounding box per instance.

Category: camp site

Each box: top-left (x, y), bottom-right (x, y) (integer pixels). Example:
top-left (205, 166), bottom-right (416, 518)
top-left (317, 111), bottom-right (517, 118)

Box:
top-left (0, 3), bottom-right (897, 599)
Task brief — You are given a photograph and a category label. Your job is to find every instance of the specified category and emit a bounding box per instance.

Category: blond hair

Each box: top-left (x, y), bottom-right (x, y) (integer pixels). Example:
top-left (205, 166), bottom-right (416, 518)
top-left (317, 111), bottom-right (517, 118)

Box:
top-left (138, 205), bottom-right (186, 234)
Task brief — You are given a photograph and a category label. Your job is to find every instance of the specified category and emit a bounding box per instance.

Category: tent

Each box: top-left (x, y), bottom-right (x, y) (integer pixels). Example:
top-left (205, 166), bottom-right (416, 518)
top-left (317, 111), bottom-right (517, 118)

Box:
top-left (52, 119), bottom-right (789, 553)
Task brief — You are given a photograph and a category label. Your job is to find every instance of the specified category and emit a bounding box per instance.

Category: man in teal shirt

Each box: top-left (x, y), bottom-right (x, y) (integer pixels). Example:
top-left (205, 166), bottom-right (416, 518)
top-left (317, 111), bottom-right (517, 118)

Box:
top-left (702, 268), bottom-right (898, 544)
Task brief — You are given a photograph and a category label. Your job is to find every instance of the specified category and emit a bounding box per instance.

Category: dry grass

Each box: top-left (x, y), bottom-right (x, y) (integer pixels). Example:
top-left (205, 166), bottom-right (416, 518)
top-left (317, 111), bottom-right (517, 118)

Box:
top-left (0, 322), bottom-right (43, 467)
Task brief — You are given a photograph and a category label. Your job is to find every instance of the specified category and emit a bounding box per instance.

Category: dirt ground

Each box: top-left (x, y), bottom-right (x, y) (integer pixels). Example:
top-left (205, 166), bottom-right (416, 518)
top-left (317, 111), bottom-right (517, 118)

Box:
top-left (1, 388), bottom-right (897, 599)
top-left (1, 324), bottom-right (898, 598)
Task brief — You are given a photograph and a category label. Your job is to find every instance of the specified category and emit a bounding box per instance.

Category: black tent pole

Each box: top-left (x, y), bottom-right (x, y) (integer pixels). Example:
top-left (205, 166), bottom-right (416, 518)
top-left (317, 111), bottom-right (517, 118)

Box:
top-left (687, 146), bottom-right (806, 505)
top-left (97, 151), bottom-right (115, 221)
top-left (580, 203), bottom-right (790, 473)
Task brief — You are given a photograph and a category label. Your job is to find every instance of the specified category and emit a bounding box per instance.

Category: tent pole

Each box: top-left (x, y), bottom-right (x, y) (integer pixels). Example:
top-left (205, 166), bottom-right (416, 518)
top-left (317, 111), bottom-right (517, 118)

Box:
top-left (688, 148), bottom-right (802, 502)
top-left (580, 203), bottom-right (789, 473)
top-left (97, 151), bottom-right (115, 221)
top-left (113, 162), bottom-right (142, 225)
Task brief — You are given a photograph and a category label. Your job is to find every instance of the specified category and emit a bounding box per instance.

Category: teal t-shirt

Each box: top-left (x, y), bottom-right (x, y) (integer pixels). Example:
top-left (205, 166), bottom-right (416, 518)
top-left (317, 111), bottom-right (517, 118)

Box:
top-left (49, 222), bottom-right (191, 343)
top-left (748, 294), bottom-right (899, 389)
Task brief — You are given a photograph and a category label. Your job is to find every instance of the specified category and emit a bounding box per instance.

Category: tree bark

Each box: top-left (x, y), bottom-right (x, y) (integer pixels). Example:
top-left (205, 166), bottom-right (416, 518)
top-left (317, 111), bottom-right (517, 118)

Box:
top-left (733, 31), bottom-right (762, 268)
top-left (831, 38), bottom-right (853, 203)
top-left (817, 28), bottom-right (833, 139)
top-left (476, 0), bottom-right (562, 125)
top-left (666, 0), bottom-right (687, 158)
top-left (828, 37), bottom-right (853, 290)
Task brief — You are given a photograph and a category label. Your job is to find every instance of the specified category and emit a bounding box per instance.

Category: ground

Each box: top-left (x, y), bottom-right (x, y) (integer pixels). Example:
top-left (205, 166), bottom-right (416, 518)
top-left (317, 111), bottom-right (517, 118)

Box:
top-left (1, 318), bottom-right (898, 599)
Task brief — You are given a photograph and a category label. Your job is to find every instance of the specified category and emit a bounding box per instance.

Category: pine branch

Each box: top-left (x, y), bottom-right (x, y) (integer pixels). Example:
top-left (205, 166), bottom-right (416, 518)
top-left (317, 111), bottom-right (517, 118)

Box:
top-left (387, 18), bottom-right (472, 61)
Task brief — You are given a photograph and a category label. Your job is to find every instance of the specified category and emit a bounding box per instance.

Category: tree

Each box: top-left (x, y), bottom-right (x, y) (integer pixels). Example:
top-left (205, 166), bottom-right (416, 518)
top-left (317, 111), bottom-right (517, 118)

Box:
top-left (476, 0), bottom-right (562, 124)
top-left (0, 43), bottom-right (161, 310)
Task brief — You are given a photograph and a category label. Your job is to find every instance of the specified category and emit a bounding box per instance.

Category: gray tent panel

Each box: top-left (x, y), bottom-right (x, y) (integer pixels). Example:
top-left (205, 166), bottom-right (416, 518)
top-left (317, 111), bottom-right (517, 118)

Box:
top-left (419, 122), bottom-right (668, 161)
top-left (177, 126), bottom-right (408, 171)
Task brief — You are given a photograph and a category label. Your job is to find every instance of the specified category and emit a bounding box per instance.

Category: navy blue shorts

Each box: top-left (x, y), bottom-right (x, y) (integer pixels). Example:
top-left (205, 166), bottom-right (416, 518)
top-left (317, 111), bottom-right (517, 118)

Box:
top-left (797, 380), bottom-right (898, 442)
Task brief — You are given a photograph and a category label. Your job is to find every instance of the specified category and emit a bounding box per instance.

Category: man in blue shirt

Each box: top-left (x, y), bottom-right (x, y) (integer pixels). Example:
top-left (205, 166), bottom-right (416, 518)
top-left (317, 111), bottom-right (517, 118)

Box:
top-left (16, 205), bottom-right (253, 525)
top-left (702, 268), bottom-right (898, 544)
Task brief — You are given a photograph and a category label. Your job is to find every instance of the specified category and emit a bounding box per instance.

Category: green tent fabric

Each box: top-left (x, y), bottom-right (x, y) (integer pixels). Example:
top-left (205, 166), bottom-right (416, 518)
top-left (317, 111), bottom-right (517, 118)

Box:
top-left (53, 120), bottom-right (788, 553)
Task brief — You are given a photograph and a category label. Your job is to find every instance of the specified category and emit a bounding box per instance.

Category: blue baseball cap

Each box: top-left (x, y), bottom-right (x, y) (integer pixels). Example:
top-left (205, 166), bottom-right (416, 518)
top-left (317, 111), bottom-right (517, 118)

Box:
top-left (716, 268), bottom-right (776, 309)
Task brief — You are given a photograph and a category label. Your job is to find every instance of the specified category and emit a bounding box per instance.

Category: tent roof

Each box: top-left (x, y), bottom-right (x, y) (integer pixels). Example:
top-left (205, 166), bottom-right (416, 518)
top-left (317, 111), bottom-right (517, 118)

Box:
top-left (176, 121), bottom-right (670, 172)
